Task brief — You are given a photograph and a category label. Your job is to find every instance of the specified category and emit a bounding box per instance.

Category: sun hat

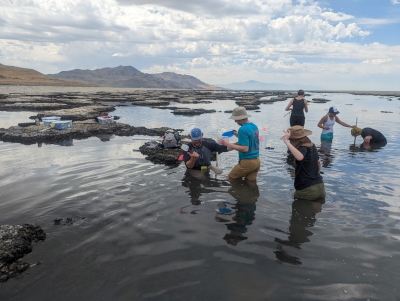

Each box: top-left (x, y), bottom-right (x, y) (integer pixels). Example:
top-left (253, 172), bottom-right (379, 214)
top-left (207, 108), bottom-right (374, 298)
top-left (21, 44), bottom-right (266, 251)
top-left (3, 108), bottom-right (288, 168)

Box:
top-left (329, 106), bottom-right (340, 114)
top-left (280, 125), bottom-right (312, 140)
top-left (229, 107), bottom-right (251, 120)
top-left (190, 127), bottom-right (203, 140)
top-left (351, 127), bottom-right (362, 137)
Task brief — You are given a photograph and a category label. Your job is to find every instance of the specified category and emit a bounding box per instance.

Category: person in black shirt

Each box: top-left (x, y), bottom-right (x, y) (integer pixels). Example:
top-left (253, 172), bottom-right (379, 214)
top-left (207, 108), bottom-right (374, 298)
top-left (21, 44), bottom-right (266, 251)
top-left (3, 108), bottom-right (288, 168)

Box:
top-left (281, 126), bottom-right (325, 201)
top-left (351, 127), bottom-right (387, 148)
top-left (285, 89), bottom-right (309, 127)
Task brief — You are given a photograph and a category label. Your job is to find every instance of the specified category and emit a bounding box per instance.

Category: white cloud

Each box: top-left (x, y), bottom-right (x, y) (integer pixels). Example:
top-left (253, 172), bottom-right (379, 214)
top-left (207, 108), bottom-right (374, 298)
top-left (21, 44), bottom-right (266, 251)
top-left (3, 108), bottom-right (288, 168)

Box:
top-left (0, 0), bottom-right (399, 89)
top-left (362, 58), bottom-right (393, 65)
top-left (321, 12), bottom-right (354, 21)
top-left (391, 0), bottom-right (400, 4)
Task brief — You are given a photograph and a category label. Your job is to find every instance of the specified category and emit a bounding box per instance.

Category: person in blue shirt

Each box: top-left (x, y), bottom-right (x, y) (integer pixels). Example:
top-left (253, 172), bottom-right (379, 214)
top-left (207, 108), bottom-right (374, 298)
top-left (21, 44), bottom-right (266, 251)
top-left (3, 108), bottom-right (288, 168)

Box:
top-left (218, 107), bottom-right (260, 182)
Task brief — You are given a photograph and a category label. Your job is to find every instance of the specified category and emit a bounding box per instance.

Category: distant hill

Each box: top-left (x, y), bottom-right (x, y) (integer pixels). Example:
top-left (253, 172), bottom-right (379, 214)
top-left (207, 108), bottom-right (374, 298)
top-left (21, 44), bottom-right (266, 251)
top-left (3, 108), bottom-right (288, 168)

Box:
top-left (216, 80), bottom-right (322, 90)
top-left (0, 63), bottom-right (94, 86)
top-left (48, 66), bottom-right (220, 89)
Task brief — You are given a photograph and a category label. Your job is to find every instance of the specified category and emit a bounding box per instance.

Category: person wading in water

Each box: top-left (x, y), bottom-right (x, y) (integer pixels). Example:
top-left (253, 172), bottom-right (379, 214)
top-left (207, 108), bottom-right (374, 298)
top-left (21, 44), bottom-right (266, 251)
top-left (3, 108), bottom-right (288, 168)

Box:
top-left (285, 89), bottom-right (309, 127)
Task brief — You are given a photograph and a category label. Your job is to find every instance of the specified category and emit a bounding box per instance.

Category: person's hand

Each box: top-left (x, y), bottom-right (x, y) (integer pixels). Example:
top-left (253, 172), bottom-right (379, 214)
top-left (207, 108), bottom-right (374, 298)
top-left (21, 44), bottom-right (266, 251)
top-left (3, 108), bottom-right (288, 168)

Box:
top-left (282, 129), bottom-right (291, 141)
top-left (323, 126), bottom-right (330, 130)
top-left (188, 151), bottom-right (199, 160)
top-left (351, 125), bottom-right (356, 128)
top-left (233, 130), bottom-right (238, 137)
top-left (218, 138), bottom-right (229, 146)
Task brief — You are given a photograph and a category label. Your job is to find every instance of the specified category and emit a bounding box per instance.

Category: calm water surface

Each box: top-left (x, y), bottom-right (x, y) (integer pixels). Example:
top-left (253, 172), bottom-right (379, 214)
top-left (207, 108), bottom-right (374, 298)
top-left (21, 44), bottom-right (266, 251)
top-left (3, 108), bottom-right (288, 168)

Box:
top-left (1, 87), bottom-right (400, 300)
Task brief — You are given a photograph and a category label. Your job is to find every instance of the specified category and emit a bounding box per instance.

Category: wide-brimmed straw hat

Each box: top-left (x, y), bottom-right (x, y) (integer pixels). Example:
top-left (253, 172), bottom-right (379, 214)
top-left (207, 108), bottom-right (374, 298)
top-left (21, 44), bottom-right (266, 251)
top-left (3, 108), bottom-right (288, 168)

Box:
top-left (280, 125), bottom-right (312, 140)
top-left (229, 107), bottom-right (251, 120)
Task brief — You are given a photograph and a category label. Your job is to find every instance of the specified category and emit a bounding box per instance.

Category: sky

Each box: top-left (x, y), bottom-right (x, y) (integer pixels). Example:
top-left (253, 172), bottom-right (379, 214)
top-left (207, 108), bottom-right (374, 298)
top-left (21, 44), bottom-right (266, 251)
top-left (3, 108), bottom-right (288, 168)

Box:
top-left (0, 0), bottom-right (399, 90)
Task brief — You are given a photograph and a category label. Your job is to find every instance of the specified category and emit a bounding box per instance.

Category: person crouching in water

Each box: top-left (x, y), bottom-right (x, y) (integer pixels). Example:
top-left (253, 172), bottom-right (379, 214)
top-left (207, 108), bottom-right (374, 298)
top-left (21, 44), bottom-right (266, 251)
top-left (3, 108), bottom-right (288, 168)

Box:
top-left (351, 126), bottom-right (387, 148)
top-left (317, 106), bottom-right (355, 141)
top-left (282, 126), bottom-right (325, 201)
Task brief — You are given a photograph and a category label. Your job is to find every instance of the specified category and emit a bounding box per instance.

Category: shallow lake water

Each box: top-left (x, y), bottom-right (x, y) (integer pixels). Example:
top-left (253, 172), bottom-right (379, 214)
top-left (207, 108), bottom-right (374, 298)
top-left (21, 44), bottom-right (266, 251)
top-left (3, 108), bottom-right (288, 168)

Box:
top-left (1, 87), bottom-right (400, 300)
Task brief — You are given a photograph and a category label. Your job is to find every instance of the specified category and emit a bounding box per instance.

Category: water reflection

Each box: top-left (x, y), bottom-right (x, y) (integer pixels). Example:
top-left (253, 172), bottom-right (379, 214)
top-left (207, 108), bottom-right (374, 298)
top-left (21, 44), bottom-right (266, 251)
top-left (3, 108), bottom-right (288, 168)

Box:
top-left (181, 169), bottom-right (229, 205)
top-left (318, 138), bottom-right (334, 168)
top-left (284, 152), bottom-right (296, 179)
top-left (221, 179), bottom-right (259, 246)
top-left (274, 198), bottom-right (325, 265)
top-left (97, 134), bottom-right (114, 142)
top-left (37, 140), bottom-right (74, 147)
top-left (349, 141), bottom-right (387, 153)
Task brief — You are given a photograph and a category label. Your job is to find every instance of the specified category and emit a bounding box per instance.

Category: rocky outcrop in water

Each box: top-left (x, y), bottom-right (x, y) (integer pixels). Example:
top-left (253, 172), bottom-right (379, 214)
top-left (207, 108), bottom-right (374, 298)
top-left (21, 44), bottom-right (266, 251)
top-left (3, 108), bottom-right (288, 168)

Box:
top-left (139, 141), bottom-right (183, 165)
top-left (0, 224), bottom-right (46, 282)
top-left (0, 123), bottom-right (172, 145)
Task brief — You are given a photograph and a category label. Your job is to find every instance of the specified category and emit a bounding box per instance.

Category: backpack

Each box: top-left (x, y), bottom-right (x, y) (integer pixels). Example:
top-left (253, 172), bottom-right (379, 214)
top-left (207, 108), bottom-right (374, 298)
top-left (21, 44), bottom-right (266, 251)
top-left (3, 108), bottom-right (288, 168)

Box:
top-left (162, 129), bottom-right (181, 148)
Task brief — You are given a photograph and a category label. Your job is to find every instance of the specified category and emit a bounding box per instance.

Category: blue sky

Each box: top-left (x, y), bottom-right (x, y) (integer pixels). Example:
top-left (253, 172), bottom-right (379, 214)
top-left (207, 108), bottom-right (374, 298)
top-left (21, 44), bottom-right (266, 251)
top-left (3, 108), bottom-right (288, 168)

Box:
top-left (0, 0), bottom-right (399, 90)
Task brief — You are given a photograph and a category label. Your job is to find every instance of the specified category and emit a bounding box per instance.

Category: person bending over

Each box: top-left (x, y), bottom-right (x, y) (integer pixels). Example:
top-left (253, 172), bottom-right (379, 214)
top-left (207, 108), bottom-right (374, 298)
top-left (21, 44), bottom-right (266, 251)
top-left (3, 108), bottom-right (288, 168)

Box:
top-left (351, 127), bottom-right (387, 148)
top-left (285, 89), bottom-right (309, 127)
top-left (282, 126), bottom-right (325, 201)
top-left (183, 127), bottom-right (229, 171)
top-left (317, 106), bottom-right (355, 141)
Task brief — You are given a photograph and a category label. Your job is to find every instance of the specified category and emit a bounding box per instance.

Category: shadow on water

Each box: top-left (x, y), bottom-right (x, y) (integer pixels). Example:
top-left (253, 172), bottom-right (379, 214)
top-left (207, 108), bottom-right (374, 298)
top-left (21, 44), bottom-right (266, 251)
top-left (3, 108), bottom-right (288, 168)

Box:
top-left (274, 198), bottom-right (325, 265)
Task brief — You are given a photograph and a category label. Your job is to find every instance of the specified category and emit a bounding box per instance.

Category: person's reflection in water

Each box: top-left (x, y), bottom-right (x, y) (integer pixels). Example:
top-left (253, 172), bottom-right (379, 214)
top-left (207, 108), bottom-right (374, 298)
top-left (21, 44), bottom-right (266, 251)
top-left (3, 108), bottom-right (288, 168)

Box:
top-left (349, 141), bottom-right (387, 153)
top-left (274, 197), bottom-right (325, 265)
top-left (181, 169), bottom-right (228, 205)
top-left (318, 136), bottom-right (334, 168)
top-left (221, 179), bottom-right (259, 246)
top-left (285, 152), bottom-right (296, 179)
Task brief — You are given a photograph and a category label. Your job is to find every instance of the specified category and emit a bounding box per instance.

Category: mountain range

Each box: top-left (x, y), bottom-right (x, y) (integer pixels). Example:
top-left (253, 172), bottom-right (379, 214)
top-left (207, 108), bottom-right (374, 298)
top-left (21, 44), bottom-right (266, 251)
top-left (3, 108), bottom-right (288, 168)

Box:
top-left (0, 63), bottom-right (93, 87)
top-left (216, 80), bottom-right (323, 90)
top-left (48, 66), bottom-right (220, 89)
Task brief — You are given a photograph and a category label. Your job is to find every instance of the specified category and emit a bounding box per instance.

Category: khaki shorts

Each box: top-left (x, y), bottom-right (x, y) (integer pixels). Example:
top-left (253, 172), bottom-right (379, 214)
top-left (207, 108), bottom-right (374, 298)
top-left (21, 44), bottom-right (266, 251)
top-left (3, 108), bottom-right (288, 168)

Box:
top-left (229, 157), bottom-right (260, 181)
top-left (294, 183), bottom-right (326, 201)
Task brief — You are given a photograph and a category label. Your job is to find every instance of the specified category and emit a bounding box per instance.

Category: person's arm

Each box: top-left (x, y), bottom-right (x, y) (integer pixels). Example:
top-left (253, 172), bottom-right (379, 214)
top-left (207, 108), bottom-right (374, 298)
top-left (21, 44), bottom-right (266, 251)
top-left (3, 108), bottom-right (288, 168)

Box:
top-left (185, 151), bottom-right (199, 169)
top-left (285, 99), bottom-right (294, 111)
top-left (335, 116), bottom-right (355, 128)
top-left (363, 136), bottom-right (372, 144)
top-left (282, 130), bottom-right (304, 161)
top-left (304, 100), bottom-right (308, 113)
top-left (317, 115), bottom-right (329, 130)
top-left (318, 159), bottom-right (321, 174)
top-left (218, 138), bottom-right (248, 153)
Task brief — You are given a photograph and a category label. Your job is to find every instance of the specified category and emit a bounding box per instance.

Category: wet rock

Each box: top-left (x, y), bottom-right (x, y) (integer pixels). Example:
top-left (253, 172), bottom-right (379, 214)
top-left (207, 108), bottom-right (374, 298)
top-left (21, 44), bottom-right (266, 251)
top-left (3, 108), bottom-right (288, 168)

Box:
top-left (0, 122), bottom-right (175, 145)
top-left (139, 141), bottom-right (182, 165)
top-left (139, 140), bottom-right (216, 165)
top-left (311, 98), bottom-right (331, 103)
top-left (171, 108), bottom-right (216, 115)
top-left (0, 224), bottom-right (46, 282)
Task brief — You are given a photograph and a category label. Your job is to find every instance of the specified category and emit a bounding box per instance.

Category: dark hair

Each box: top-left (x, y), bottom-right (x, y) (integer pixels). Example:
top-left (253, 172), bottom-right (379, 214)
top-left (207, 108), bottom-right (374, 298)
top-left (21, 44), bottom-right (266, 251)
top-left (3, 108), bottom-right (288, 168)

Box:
top-left (297, 89), bottom-right (305, 96)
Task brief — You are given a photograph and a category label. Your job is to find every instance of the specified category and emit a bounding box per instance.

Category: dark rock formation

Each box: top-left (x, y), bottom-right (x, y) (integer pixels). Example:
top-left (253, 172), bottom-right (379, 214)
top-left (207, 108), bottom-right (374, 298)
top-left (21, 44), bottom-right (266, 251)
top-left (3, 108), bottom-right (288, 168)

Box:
top-left (0, 224), bottom-right (46, 282)
top-left (311, 98), bottom-right (331, 103)
top-left (139, 141), bottom-right (182, 165)
top-left (172, 108), bottom-right (216, 115)
top-left (0, 123), bottom-right (173, 145)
